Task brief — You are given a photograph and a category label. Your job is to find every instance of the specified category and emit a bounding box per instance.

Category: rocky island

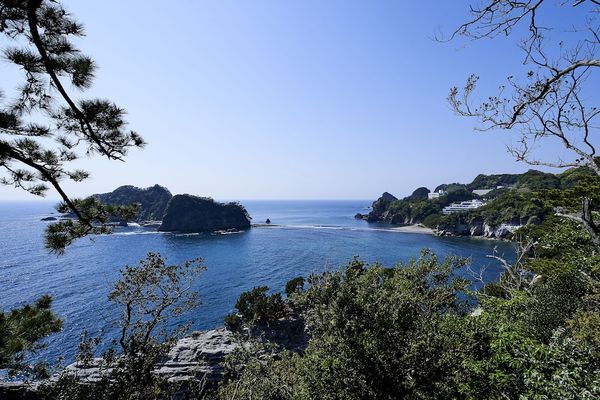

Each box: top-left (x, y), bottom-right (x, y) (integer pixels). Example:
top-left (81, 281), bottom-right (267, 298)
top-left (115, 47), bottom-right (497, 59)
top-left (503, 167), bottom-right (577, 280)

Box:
top-left (158, 194), bottom-right (251, 233)
top-left (93, 184), bottom-right (173, 222)
top-left (82, 185), bottom-right (252, 233)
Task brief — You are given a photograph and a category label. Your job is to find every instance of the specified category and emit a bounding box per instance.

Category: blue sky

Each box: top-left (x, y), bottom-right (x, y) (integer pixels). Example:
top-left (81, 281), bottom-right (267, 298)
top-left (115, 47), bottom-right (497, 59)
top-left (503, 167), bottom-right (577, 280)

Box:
top-left (1, 1), bottom-right (595, 200)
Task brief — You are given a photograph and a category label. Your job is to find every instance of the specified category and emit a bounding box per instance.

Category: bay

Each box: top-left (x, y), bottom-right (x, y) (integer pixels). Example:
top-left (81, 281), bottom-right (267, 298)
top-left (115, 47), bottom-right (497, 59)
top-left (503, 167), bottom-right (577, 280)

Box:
top-left (0, 200), bottom-right (514, 363)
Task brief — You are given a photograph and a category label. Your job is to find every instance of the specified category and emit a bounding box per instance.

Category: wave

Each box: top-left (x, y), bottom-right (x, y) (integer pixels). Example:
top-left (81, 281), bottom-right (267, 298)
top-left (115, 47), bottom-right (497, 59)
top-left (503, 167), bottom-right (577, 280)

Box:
top-left (106, 224), bottom-right (432, 237)
top-left (111, 230), bottom-right (164, 236)
top-left (255, 223), bottom-right (432, 234)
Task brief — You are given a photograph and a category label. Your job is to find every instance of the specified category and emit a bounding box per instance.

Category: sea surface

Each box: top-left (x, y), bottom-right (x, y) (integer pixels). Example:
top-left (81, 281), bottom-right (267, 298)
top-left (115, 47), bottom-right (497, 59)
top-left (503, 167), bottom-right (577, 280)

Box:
top-left (0, 200), bottom-right (515, 364)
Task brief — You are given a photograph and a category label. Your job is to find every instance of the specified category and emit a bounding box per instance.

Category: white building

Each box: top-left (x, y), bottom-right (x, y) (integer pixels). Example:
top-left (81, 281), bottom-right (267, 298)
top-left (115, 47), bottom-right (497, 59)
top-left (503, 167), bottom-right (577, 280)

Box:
top-left (428, 190), bottom-right (447, 200)
top-left (442, 199), bottom-right (485, 215)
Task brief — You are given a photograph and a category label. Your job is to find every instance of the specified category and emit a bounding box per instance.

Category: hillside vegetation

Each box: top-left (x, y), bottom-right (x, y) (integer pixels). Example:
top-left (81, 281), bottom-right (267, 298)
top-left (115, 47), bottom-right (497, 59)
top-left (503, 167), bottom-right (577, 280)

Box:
top-left (357, 167), bottom-right (600, 238)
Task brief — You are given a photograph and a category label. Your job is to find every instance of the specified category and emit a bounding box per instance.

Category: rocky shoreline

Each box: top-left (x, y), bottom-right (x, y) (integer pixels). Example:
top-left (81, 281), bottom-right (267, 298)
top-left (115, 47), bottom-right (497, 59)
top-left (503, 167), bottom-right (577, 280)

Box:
top-left (434, 221), bottom-right (522, 239)
top-left (0, 318), bottom-right (308, 399)
top-left (356, 220), bottom-right (521, 240)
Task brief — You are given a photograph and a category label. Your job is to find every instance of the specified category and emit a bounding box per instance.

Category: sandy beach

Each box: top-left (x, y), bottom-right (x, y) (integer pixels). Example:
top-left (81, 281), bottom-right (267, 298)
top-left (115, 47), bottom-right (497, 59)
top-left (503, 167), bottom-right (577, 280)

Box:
top-left (388, 224), bottom-right (436, 235)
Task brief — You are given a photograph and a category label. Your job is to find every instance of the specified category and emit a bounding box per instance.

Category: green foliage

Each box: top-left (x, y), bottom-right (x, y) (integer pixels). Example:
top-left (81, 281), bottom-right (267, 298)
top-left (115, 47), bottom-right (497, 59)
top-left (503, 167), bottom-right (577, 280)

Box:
top-left (524, 273), bottom-right (587, 342)
top-left (468, 168), bottom-right (568, 192)
top-left (518, 217), bottom-right (600, 275)
top-left (0, 295), bottom-right (62, 377)
top-left (220, 252), bottom-right (483, 399)
top-left (0, 0), bottom-right (144, 253)
top-left (407, 186), bottom-right (430, 200)
top-left (515, 169), bottom-right (561, 190)
top-left (285, 276), bottom-right (305, 297)
top-left (477, 189), bottom-right (549, 227)
top-left (445, 185), bottom-right (475, 203)
top-left (224, 313), bottom-right (243, 331)
top-left (559, 167), bottom-right (599, 189)
top-left (468, 173), bottom-right (520, 190)
top-left (234, 286), bottom-right (286, 325)
top-left (541, 175), bottom-right (600, 212)
top-left (422, 212), bottom-right (467, 230)
top-left (569, 311), bottom-right (600, 351)
top-left (220, 245), bottom-right (600, 399)
top-left (41, 253), bottom-right (205, 399)
top-left (369, 168), bottom-right (569, 230)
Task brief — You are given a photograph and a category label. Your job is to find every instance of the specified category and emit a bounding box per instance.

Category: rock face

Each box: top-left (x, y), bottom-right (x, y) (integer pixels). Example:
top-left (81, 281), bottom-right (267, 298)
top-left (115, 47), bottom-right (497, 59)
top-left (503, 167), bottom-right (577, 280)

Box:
top-left (155, 320), bottom-right (307, 387)
top-left (1, 320), bottom-right (308, 398)
top-left (48, 328), bottom-right (238, 395)
top-left (93, 184), bottom-right (172, 221)
top-left (158, 195), bottom-right (251, 233)
top-left (379, 192), bottom-right (397, 202)
top-left (156, 328), bottom-right (238, 385)
top-left (408, 187), bottom-right (431, 201)
top-left (436, 222), bottom-right (522, 239)
top-left (364, 192), bottom-right (398, 222)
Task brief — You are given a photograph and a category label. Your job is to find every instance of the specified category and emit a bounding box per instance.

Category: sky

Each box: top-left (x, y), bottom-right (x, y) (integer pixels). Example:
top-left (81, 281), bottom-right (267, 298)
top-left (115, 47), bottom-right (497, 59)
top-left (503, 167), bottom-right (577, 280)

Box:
top-left (0, 0), bottom-right (597, 200)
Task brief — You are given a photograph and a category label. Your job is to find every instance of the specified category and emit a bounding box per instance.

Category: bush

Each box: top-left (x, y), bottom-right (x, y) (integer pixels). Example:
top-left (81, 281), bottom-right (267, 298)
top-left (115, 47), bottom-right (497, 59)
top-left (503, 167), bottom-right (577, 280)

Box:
top-left (285, 277), bottom-right (305, 297)
top-left (40, 253), bottom-right (205, 399)
top-left (224, 313), bottom-right (243, 331)
top-left (219, 248), bottom-right (600, 399)
top-left (220, 252), bottom-right (480, 399)
top-left (0, 295), bottom-right (62, 378)
top-left (235, 286), bottom-right (286, 325)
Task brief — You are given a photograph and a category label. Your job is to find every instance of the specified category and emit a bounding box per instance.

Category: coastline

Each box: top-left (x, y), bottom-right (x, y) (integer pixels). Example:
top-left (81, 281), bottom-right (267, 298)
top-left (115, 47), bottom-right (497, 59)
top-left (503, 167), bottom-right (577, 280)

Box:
top-left (388, 224), bottom-right (436, 235)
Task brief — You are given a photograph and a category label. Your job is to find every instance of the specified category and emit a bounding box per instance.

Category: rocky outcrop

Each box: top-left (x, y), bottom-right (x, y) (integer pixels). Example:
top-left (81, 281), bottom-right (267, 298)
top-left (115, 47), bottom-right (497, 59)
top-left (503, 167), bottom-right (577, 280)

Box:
top-left (158, 195), bottom-right (251, 233)
top-left (357, 192), bottom-right (398, 222)
top-left (93, 184), bottom-right (172, 222)
top-left (378, 192), bottom-right (398, 202)
top-left (155, 328), bottom-right (237, 386)
top-left (59, 328), bottom-right (239, 388)
top-left (407, 187), bottom-right (431, 201)
top-left (436, 222), bottom-right (522, 239)
top-left (1, 319), bottom-right (309, 399)
top-left (154, 319), bottom-right (307, 388)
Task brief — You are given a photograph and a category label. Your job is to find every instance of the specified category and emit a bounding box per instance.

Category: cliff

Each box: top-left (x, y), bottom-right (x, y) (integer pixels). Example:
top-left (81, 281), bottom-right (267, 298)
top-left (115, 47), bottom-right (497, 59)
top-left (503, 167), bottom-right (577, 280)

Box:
top-left (93, 184), bottom-right (172, 221)
top-left (158, 195), bottom-right (251, 233)
top-left (358, 167), bottom-right (598, 239)
top-left (355, 192), bottom-right (398, 222)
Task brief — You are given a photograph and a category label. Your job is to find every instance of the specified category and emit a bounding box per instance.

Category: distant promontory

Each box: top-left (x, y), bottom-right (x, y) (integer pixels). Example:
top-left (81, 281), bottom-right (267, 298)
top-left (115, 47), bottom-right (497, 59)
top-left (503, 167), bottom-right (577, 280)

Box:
top-left (356, 167), bottom-right (599, 239)
top-left (88, 185), bottom-right (251, 233)
top-left (93, 184), bottom-right (172, 222)
top-left (158, 195), bottom-right (251, 233)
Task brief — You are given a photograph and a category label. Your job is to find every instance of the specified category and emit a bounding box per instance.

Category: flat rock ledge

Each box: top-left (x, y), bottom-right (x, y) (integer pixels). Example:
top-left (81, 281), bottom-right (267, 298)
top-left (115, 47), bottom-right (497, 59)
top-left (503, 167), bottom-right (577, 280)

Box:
top-left (156, 327), bottom-right (238, 384)
top-left (1, 320), bottom-right (308, 399)
top-left (62, 327), bottom-right (238, 385)
top-left (0, 328), bottom-right (238, 399)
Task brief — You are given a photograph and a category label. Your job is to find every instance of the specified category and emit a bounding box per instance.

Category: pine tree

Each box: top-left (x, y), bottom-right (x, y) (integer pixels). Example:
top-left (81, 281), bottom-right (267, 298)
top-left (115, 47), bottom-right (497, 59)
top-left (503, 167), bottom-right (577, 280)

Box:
top-left (0, 0), bottom-right (145, 253)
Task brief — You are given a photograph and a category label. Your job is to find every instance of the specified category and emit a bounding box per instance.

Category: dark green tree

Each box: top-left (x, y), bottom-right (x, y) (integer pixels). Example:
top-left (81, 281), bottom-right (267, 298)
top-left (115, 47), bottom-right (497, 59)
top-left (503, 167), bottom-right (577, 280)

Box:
top-left (0, 0), bottom-right (143, 380)
top-left (0, 295), bottom-right (62, 377)
top-left (0, 0), bottom-right (144, 253)
top-left (41, 253), bottom-right (206, 399)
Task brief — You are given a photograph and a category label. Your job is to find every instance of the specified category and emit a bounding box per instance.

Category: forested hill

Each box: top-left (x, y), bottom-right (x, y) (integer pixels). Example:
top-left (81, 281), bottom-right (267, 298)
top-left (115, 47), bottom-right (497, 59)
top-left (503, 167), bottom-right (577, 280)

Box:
top-left (357, 167), bottom-right (600, 239)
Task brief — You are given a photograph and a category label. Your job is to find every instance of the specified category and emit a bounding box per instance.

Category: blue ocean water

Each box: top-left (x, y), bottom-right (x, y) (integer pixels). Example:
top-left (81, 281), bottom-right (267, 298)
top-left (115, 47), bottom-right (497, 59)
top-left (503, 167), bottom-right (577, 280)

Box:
top-left (0, 200), bottom-right (515, 364)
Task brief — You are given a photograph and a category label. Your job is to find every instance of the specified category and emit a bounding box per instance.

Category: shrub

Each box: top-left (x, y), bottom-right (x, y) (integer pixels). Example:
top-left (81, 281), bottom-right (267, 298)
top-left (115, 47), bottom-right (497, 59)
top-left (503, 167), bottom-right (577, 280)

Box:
top-left (285, 277), bottom-right (305, 297)
top-left (224, 313), bottom-right (243, 331)
top-left (235, 286), bottom-right (285, 325)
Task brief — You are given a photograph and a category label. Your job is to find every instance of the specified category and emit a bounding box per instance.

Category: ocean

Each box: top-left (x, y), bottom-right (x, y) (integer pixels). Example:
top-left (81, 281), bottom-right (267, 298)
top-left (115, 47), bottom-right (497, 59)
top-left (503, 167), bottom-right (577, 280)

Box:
top-left (0, 200), bottom-right (514, 364)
